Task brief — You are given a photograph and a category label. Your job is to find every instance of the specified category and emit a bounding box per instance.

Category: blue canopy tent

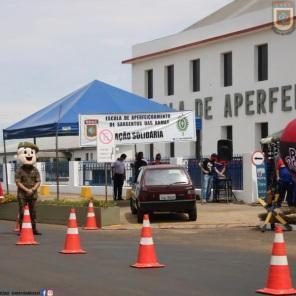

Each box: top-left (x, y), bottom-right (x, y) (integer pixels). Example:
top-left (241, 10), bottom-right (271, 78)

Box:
top-left (3, 80), bottom-right (173, 140)
top-left (2, 80), bottom-right (174, 196)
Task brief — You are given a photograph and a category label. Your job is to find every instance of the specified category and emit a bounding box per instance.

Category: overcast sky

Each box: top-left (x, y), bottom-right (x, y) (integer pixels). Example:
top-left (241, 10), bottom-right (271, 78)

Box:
top-left (0, 0), bottom-right (232, 139)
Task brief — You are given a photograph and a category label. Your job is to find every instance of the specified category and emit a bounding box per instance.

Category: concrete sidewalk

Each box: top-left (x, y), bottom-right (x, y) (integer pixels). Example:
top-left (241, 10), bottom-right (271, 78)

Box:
top-left (36, 193), bottom-right (268, 230)
top-left (103, 201), bottom-right (264, 230)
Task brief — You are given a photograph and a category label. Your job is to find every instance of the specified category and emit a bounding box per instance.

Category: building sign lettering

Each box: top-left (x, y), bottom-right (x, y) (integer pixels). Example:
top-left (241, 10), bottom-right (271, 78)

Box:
top-left (199, 84), bottom-right (296, 119)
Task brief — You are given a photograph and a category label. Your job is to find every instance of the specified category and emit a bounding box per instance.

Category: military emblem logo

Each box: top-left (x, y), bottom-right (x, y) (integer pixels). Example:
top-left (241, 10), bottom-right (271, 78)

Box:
top-left (272, 1), bottom-right (295, 34)
top-left (176, 116), bottom-right (189, 136)
top-left (84, 119), bottom-right (98, 140)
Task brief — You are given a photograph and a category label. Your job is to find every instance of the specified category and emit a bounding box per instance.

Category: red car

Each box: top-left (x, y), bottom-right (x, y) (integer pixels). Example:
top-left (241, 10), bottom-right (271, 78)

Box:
top-left (130, 164), bottom-right (197, 223)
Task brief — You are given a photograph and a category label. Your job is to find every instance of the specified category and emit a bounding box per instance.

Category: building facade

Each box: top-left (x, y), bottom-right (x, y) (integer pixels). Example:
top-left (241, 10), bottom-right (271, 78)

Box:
top-left (123, 0), bottom-right (296, 158)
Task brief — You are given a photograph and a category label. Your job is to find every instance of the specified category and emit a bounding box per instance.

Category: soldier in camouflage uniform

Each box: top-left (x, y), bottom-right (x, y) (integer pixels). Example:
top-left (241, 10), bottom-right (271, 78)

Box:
top-left (15, 142), bottom-right (42, 235)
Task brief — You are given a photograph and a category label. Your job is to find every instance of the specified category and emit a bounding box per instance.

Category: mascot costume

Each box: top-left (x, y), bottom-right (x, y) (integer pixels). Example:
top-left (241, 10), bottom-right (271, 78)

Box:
top-left (15, 142), bottom-right (42, 235)
top-left (280, 119), bottom-right (296, 183)
top-left (280, 119), bottom-right (296, 207)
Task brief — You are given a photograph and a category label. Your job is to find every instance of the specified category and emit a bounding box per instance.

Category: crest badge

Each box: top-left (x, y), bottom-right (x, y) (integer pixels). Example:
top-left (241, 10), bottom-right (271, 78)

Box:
top-left (272, 1), bottom-right (295, 34)
top-left (176, 116), bottom-right (189, 136)
top-left (84, 119), bottom-right (98, 140)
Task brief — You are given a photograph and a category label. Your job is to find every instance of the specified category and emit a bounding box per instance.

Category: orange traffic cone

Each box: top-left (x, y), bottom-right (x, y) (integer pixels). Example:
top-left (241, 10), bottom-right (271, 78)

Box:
top-left (257, 225), bottom-right (296, 295)
top-left (16, 205), bottom-right (39, 245)
top-left (60, 208), bottom-right (86, 254)
top-left (131, 214), bottom-right (165, 268)
top-left (84, 201), bottom-right (99, 230)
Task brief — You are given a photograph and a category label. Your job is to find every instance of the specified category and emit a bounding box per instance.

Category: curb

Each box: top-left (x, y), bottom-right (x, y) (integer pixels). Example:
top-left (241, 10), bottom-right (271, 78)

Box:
top-left (101, 222), bottom-right (296, 231)
top-left (102, 223), bottom-right (259, 231)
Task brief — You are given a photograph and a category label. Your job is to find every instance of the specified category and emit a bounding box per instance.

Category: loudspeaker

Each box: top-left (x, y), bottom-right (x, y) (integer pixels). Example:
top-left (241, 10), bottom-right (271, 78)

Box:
top-left (217, 139), bottom-right (233, 161)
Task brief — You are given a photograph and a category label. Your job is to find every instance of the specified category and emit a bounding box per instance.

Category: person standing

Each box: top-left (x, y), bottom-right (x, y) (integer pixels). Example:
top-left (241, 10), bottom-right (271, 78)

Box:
top-left (112, 154), bottom-right (127, 200)
top-left (153, 153), bottom-right (162, 165)
top-left (199, 153), bottom-right (217, 203)
top-left (0, 182), bottom-right (4, 200)
top-left (213, 159), bottom-right (226, 201)
top-left (134, 152), bottom-right (147, 182)
top-left (15, 142), bottom-right (42, 235)
top-left (276, 157), bottom-right (294, 207)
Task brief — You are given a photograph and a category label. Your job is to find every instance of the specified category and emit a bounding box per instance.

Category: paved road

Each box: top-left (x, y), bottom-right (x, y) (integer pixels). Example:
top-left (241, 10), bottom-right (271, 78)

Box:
top-left (1, 221), bottom-right (296, 296)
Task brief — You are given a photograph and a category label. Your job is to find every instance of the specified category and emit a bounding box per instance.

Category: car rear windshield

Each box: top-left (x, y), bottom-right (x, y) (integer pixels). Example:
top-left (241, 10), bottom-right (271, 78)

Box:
top-left (144, 169), bottom-right (189, 186)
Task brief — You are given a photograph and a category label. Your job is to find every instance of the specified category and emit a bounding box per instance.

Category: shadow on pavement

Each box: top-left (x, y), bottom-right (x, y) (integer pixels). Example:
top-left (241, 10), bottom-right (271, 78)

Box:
top-left (124, 211), bottom-right (189, 224)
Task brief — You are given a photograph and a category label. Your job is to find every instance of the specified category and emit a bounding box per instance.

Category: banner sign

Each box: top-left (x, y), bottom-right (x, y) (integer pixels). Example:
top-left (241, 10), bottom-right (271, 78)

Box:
top-left (251, 151), bottom-right (267, 200)
top-left (79, 111), bottom-right (196, 147)
top-left (256, 163), bottom-right (267, 200)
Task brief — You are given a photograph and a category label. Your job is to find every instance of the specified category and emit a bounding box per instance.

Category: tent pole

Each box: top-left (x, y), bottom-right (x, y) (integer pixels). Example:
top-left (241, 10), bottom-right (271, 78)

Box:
top-left (55, 130), bottom-right (60, 201)
top-left (2, 133), bottom-right (9, 194)
top-left (55, 105), bottom-right (62, 201)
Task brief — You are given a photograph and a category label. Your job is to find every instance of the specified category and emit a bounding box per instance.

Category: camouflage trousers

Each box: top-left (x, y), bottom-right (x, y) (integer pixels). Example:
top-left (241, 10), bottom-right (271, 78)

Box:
top-left (18, 198), bottom-right (37, 231)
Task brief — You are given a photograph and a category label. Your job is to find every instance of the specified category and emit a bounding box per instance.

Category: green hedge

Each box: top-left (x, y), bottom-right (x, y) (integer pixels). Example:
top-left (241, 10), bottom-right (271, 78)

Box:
top-left (2, 193), bottom-right (116, 208)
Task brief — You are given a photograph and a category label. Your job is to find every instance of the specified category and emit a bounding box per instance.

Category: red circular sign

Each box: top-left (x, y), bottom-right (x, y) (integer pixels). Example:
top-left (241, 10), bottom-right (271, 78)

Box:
top-left (98, 129), bottom-right (113, 144)
top-left (251, 151), bottom-right (265, 166)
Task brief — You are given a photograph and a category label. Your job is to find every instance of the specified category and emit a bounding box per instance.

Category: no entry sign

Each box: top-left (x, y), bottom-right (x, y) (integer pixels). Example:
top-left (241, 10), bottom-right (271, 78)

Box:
top-left (99, 129), bottom-right (113, 144)
top-left (251, 151), bottom-right (265, 166)
top-left (251, 150), bottom-right (267, 199)
top-left (97, 128), bottom-right (115, 163)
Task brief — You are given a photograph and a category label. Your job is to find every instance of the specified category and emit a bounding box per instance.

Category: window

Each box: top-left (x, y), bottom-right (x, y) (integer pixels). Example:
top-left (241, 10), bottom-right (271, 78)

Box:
top-left (261, 122), bottom-right (268, 139)
top-left (255, 122), bottom-right (269, 149)
top-left (195, 130), bottom-right (201, 159)
top-left (257, 44), bottom-right (268, 81)
top-left (221, 125), bottom-right (233, 141)
top-left (191, 59), bottom-right (200, 92)
top-left (195, 99), bottom-right (203, 117)
top-left (144, 169), bottom-right (189, 186)
top-left (179, 101), bottom-right (184, 111)
top-left (146, 69), bottom-right (153, 99)
top-left (170, 142), bottom-right (175, 157)
top-left (169, 101), bottom-right (175, 157)
top-left (226, 126), bottom-right (233, 141)
top-left (86, 153), bottom-right (89, 161)
top-left (149, 144), bottom-right (154, 161)
top-left (166, 65), bottom-right (174, 96)
top-left (223, 52), bottom-right (232, 87)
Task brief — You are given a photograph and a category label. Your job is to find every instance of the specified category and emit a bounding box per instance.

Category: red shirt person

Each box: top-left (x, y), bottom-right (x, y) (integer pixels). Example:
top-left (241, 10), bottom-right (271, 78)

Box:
top-left (0, 182), bottom-right (4, 199)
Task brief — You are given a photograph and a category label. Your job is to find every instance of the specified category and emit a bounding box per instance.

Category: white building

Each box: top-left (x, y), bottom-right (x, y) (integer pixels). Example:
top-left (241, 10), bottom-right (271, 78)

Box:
top-left (123, 0), bottom-right (296, 158)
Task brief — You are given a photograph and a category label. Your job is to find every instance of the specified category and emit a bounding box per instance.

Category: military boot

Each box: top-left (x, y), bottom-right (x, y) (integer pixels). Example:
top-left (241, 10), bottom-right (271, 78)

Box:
top-left (32, 223), bottom-right (42, 235)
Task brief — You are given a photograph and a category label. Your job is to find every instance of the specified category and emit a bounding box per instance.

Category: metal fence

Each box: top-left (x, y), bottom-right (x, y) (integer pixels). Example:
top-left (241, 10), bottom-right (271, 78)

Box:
top-left (1, 157), bottom-right (243, 190)
top-left (45, 161), bottom-right (70, 183)
top-left (80, 162), bottom-right (112, 186)
top-left (79, 156), bottom-right (243, 189)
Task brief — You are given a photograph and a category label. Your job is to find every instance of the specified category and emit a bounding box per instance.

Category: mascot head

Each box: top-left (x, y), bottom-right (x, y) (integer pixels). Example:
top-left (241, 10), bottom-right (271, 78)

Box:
top-left (280, 119), bottom-right (296, 182)
top-left (17, 142), bottom-right (39, 166)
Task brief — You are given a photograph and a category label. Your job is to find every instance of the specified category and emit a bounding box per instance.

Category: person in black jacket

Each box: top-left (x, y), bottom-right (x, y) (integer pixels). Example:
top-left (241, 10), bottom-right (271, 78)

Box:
top-left (199, 153), bottom-right (217, 203)
top-left (134, 152), bottom-right (147, 182)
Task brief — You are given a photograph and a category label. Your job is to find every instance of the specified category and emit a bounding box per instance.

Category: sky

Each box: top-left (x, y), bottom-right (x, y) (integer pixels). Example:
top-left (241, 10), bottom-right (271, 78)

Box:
top-left (0, 0), bottom-right (232, 140)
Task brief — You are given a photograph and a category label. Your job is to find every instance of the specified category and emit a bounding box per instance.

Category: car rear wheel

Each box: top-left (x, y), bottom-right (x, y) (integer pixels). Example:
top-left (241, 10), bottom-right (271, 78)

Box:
top-left (130, 199), bottom-right (137, 215)
top-left (188, 206), bottom-right (197, 221)
top-left (137, 210), bottom-right (144, 223)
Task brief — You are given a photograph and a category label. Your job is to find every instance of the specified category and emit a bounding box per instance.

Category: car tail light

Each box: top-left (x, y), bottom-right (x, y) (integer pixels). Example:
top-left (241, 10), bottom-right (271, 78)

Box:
top-left (186, 189), bottom-right (196, 199)
top-left (138, 189), bottom-right (148, 201)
